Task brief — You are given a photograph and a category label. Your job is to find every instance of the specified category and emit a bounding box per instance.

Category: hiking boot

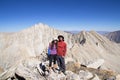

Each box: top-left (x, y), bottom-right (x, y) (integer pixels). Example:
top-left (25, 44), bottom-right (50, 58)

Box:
top-left (52, 68), bottom-right (57, 73)
top-left (55, 68), bottom-right (60, 71)
top-left (63, 72), bottom-right (67, 75)
top-left (62, 71), bottom-right (67, 75)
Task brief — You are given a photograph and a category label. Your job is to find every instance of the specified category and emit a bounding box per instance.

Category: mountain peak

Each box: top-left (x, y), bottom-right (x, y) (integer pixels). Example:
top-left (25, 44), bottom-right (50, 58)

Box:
top-left (0, 23), bottom-right (120, 80)
top-left (104, 30), bottom-right (120, 43)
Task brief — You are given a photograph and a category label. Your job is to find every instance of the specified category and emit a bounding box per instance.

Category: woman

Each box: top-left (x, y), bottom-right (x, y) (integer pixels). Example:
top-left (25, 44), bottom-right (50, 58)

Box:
top-left (49, 39), bottom-right (58, 72)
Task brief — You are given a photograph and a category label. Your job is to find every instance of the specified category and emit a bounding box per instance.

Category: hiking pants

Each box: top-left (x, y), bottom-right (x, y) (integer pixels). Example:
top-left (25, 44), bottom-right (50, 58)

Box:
top-left (57, 55), bottom-right (66, 73)
top-left (49, 54), bottom-right (57, 67)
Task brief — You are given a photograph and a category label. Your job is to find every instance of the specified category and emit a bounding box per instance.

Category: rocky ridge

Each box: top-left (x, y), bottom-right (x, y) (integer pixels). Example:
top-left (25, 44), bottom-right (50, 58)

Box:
top-left (104, 30), bottom-right (120, 43)
top-left (0, 23), bottom-right (120, 80)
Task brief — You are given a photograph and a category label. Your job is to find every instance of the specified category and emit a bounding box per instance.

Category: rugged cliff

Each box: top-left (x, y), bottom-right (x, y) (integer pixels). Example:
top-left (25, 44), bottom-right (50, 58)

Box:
top-left (104, 30), bottom-right (120, 43)
top-left (0, 23), bottom-right (120, 80)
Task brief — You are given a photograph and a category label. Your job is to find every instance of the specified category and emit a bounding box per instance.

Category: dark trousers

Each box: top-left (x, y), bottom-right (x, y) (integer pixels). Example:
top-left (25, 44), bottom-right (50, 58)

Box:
top-left (47, 54), bottom-right (51, 60)
top-left (49, 54), bottom-right (57, 67)
top-left (57, 55), bottom-right (66, 73)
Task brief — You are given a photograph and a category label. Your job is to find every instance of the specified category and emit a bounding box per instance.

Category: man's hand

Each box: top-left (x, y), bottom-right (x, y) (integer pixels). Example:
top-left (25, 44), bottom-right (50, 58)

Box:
top-left (62, 56), bottom-right (65, 58)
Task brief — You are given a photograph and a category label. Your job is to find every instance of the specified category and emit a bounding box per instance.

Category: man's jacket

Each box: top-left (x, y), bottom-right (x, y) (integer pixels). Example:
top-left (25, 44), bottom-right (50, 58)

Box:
top-left (57, 41), bottom-right (67, 56)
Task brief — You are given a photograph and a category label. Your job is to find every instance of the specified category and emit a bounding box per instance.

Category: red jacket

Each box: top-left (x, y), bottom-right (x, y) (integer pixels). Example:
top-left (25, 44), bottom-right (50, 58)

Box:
top-left (57, 41), bottom-right (67, 56)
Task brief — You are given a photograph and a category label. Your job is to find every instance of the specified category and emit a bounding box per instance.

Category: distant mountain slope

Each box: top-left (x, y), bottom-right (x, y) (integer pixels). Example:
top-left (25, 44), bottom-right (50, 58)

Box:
top-left (97, 31), bottom-right (109, 35)
top-left (0, 23), bottom-right (120, 78)
top-left (104, 30), bottom-right (120, 43)
top-left (65, 31), bottom-right (109, 35)
top-left (64, 31), bottom-right (80, 34)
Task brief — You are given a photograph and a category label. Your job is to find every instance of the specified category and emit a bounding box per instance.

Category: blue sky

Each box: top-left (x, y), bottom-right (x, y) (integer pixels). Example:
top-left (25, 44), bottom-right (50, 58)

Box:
top-left (0, 0), bottom-right (120, 32)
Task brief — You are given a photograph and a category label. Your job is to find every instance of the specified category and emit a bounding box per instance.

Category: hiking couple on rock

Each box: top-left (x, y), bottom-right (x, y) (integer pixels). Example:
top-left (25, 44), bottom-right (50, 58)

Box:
top-left (48, 35), bottom-right (67, 75)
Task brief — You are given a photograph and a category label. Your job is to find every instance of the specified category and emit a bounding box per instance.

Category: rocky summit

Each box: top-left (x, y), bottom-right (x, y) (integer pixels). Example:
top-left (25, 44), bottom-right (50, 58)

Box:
top-left (104, 30), bottom-right (120, 43)
top-left (0, 23), bottom-right (120, 80)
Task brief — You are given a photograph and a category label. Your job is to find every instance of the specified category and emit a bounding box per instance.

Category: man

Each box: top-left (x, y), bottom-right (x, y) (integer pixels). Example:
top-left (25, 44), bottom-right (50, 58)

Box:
top-left (57, 35), bottom-right (67, 75)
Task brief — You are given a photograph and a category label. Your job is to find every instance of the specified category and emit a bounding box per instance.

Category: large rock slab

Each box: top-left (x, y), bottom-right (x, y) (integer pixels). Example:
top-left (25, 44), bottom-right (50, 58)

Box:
top-left (87, 59), bottom-right (104, 69)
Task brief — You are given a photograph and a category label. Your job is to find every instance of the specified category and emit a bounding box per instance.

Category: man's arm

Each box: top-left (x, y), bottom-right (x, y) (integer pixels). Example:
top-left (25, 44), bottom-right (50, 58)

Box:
top-left (63, 42), bottom-right (67, 56)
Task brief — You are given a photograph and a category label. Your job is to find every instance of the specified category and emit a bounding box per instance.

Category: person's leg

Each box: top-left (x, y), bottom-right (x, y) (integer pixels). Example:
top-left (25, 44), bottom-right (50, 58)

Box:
top-left (60, 57), bottom-right (66, 73)
top-left (51, 55), bottom-right (57, 72)
top-left (49, 55), bottom-right (52, 67)
top-left (53, 55), bottom-right (57, 68)
top-left (53, 55), bottom-right (56, 65)
top-left (57, 55), bottom-right (62, 71)
top-left (47, 54), bottom-right (50, 60)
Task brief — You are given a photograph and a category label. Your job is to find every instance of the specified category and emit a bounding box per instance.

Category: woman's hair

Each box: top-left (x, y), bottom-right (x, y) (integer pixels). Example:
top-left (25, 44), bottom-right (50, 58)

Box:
top-left (50, 39), bottom-right (58, 50)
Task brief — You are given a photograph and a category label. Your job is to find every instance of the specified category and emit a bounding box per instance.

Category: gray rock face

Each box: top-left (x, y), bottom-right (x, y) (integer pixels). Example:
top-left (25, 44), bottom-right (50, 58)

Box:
top-left (0, 57), bottom-right (117, 80)
top-left (79, 70), bottom-right (93, 80)
top-left (0, 23), bottom-right (75, 70)
top-left (0, 23), bottom-right (120, 80)
top-left (87, 59), bottom-right (104, 69)
top-left (104, 30), bottom-right (120, 43)
top-left (116, 74), bottom-right (120, 80)
top-left (0, 58), bottom-right (42, 80)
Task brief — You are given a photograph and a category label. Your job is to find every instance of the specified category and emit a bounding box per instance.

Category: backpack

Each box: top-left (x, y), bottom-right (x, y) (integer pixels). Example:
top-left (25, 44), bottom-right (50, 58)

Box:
top-left (47, 47), bottom-right (51, 55)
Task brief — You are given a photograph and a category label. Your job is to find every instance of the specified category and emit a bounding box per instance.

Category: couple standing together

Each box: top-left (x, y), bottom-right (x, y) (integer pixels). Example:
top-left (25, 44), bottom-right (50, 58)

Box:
top-left (48, 35), bottom-right (67, 75)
